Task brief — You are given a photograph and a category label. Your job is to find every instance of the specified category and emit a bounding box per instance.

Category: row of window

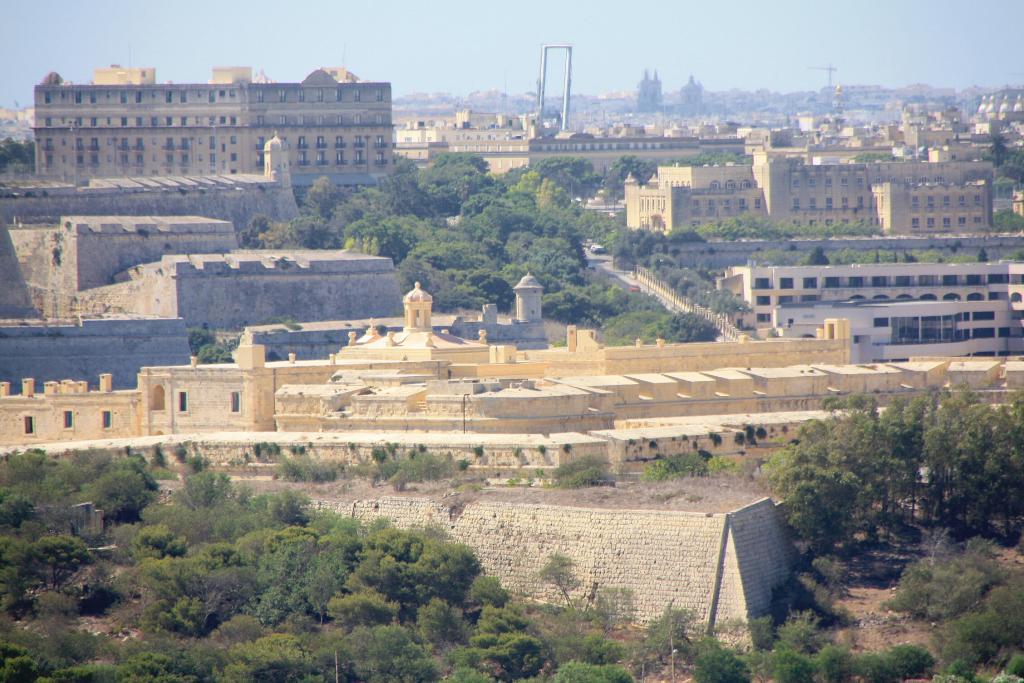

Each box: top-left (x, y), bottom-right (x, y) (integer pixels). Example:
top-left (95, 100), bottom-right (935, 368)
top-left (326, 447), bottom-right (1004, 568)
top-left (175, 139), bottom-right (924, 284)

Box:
top-left (791, 176), bottom-right (866, 189)
top-left (42, 113), bottom-right (389, 128)
top-left (295, 135), bottom-right (385, 149)
top-left (912, 216), bottom-right (983, 228)
top-left (294, 151), bottom-right (386, 166)
top-left (24, 410), bottom-right (113, 434)
top-left (911, 194), bottom-right (982, 208)
top-left (44, 86), bottom-right (386, 106)
top-left (792, 196), bottom-right (866, 210)
top-left (754, 273), bottom-right (1012, 290)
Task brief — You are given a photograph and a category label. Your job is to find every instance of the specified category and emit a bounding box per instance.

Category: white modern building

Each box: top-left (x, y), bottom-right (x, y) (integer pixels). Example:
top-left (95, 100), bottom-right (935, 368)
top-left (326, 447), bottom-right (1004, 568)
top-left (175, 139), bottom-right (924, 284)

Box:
top-left (719, 262), bottom-right (1024, 361)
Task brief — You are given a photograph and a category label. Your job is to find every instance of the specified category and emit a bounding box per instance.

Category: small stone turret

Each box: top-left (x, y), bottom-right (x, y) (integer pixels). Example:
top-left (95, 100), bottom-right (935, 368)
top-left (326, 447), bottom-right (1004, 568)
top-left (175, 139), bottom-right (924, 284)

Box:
top-left (513, 273), bottom-right (543, 324)
top-left (264, 132), bottom-right (291, 187)
top-left (403, 282), bottom-right (433, 331)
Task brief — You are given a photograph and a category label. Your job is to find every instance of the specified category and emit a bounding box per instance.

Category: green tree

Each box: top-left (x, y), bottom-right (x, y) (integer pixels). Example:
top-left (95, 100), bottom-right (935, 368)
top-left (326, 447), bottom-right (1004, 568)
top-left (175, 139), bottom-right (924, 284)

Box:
top-left (327, 590), bottom-right (399, 630)
top-left (220, 633), bottom-right (322, 682)
top-left (816, 645), bottom-right (854, 683)
top-left (349, 625), bottom-right (439, 683)
top-left (771, 649), bottom-right (816, 683)
top-left (31, 535), bottom-right (88, 590)
top-left (417, 597), bottom-right (467, 646)
top-left (553, 661), bottom-right (634, 683)
top-left (695, 643), bottom-right (751, 683)
top-left (538, 554), bottom-right (581, 608)
top-left (304, 176), bottom-right (344, 220)
top-left (805, 246), bottom-right (830, 266)
top-left (603, 156), bottom-right (657, 200)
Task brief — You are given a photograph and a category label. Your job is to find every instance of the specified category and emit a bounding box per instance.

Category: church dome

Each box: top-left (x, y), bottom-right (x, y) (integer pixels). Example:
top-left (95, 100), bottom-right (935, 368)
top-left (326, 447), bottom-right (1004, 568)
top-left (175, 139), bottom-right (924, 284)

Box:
top-left (41, 71), bottom-right (63, 86)
top-left (403, 281), bottom-right (433, 303)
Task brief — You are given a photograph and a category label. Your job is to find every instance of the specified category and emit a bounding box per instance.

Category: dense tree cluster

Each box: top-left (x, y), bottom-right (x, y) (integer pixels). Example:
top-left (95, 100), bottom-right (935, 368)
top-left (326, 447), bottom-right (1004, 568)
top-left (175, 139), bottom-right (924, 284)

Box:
top-left (0, 138), bottom-right (33, 174)
top-left (768, 390), bottom-right (1024, 553)
top-left (242, 154), bottom-right (719, 341)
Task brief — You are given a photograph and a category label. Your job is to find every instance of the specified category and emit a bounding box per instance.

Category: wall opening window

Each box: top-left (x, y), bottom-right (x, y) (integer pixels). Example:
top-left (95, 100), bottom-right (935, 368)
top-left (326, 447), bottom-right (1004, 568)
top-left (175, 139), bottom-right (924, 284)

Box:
top-left (102, 410), bottom-right (112, 429)
top-left (150, 385), bottom-right (165, 411)
top-left (178, 391), bottom-right (188, 413)
top-left (24, 416), bottom-right (34, 434)
top-left (230, 392), bottom-right (241, 413)
top-left (63, 411), bottom-right (73, 429)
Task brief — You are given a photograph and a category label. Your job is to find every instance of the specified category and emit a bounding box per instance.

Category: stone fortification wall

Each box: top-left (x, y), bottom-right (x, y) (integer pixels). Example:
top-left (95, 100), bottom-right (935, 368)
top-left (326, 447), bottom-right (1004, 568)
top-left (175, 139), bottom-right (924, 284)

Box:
top-left (0, 175), bottom-right (298, 233)
top-left (9, 217), bottom-right (239, 316)
top-left (669, 235), bottom-right (1024, 268)
top-left (64, 252), bottom-right (402, 330)
top-left (320, 496), bottom-right (792, 627)
top-left (0, 317), bottom-right (189, 389)
top-left (0, 226), bottom-right (34, 317)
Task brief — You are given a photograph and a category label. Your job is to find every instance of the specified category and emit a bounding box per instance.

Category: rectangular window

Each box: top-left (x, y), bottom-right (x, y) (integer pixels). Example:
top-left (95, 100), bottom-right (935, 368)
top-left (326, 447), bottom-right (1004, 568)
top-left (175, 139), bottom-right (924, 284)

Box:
top-left (230, 392), bottom-right (241, 413)
top-left (755, 296), bottom-right (771, 306)
top-left (972, 311), bottom-right (996, 321)
top-left (63, 410), bottom-right (73, 429)
top-left (178, 391), bottom-right (188, 412)
top-left (102, 410), bottom-right (112, 429)
top-left (873, 317), bottom-right (889, 328)
top-left (824, 277), bottom-right (841, 288)
top-left (754, 277), bottom-right (771, 289)
top-left (756, 313), bottom-right (771, 323)
top-left (802, 277), bottom-right (818, 289)
top-left (779, 277), bottom-right (793, 289)
top-left (24, 416), bottom-right (34, 434)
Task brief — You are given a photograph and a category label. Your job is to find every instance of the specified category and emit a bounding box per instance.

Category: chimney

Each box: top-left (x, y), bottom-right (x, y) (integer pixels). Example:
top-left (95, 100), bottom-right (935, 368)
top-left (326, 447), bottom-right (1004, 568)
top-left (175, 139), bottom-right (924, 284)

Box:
top-left (21, 378), bottom-right (35, 397)
top-left (99, 373), bottom-right (113, 392)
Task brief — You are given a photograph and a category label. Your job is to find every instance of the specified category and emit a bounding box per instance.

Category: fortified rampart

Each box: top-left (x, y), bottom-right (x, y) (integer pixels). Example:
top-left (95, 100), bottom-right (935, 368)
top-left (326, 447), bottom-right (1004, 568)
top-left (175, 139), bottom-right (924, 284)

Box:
top-left (0, 225), bottom-right (34, 317)
top-left (9, 216), bottom-right (238, 315)
top-left (320, 496), bottom-right (795, 627)
top-left (0, 317), bottom-right (189, 390)
top-left (69, 251), bottom-right (403, 329)
top-left (0, 174), bottom-right (298, 232)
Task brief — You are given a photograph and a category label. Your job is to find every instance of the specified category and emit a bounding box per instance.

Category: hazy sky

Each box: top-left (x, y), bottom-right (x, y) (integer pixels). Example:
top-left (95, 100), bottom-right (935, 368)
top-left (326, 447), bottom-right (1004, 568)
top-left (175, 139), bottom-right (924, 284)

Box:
top-left (2, 0), bottom-right (1021, 108)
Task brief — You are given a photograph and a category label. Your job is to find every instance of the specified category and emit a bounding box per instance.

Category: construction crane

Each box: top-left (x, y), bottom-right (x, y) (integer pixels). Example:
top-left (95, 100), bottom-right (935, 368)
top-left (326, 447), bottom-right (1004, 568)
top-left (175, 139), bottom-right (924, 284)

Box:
top-left (809, 64), bottom-right (838, 89)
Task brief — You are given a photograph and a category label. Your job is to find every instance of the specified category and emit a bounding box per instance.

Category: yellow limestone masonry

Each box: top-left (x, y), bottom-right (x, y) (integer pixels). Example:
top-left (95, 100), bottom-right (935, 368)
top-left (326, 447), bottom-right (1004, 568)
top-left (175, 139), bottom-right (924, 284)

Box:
top-left (322, 496), bottom-right (794, 628)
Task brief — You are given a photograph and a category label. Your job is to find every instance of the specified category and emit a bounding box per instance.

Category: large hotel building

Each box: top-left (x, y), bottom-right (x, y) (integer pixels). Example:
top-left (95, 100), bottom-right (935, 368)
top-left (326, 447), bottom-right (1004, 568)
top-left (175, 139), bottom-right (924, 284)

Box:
top-left (33, 65), bottom-right (393, 185)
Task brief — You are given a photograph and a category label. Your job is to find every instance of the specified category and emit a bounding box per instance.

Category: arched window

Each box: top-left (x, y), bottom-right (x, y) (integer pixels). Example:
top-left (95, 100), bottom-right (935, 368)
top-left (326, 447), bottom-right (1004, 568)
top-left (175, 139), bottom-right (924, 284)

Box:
top-left (725, 180), bottom-right (736, 190)
top-left (967, 293), bottom-right (984, 301)
top-left (943, 293), bottom-right (961, 301)
top-left (150, 385), bottom-right (166, 411)
top-left (1011, 292), bottom-right (1023, 303)
top-left (919, 293), bottom-right (937, 301)
top-left (872, 294), bottom-right (890, 300)
top-left (896, 294), bottom-right (913, 300)
top-left (710, 181), bottom-right (720, 190)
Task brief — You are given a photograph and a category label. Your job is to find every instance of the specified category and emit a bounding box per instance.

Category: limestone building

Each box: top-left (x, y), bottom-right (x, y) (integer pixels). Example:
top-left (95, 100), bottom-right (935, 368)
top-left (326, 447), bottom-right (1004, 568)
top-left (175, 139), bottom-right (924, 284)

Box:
top-left (33, 66), bottom-right (393, 186)
top-left (626, 154), bottom-right (994, 234)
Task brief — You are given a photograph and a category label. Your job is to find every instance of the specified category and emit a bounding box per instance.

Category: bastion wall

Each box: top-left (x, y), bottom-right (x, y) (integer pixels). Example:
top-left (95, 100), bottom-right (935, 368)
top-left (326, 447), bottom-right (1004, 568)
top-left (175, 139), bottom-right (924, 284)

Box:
top-left (0, 317), bottom-right (190, 390)
top-left (319, 496), bottom-right (794, 627)
top-left (0, 176), bottom-right (298, 234)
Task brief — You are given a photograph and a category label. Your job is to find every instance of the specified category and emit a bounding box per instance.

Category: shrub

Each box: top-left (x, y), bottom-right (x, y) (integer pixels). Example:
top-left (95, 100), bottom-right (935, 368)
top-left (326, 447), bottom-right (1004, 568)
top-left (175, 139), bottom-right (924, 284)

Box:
top-left (1008, 654), bottom-right (1024, 678)
top-left (855, 652), bottom-right (898, 683)
top-left (816, 645), bottom-right (854, 683)
top-left (884, 644), bottom-right (934, 680)
top-left (772, 649), bottom-right (816, 683)
top-left (552, 455), bottom-right (612, 488)
top-left (695, 643), bottom-right (751, 683)
top-left (642, 452), bottom-right (709, 481)
top-left (886, 540), bottom-right (1004, 621)
top-left (277, 455), bottom-right (342, 483)
top-left (328, 590), bottom-right (399, 630)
